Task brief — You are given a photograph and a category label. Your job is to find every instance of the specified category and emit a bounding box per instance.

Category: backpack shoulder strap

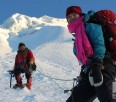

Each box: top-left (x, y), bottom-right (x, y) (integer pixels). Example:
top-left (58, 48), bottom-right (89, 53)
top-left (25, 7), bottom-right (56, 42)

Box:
top-left (84, 10), bottom-right (95, 23)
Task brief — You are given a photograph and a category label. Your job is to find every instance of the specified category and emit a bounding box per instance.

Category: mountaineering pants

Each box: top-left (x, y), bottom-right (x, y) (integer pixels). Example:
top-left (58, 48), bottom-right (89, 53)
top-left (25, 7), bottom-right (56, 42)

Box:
top-left (14, 66), bottom-right (32, 85)
top-left (66, 57), bottom-right (116, 102)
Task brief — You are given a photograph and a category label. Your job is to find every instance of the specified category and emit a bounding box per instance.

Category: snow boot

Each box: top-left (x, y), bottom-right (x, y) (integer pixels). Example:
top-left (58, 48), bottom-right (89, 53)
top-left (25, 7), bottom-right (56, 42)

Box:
top-left (13, 74), bottom-right (23, 89)
top-left (25, 77), bottom-right (32, 90)
top-left (13, 83), bottom-right (24, 89)
top-left (27, 77), bottom-right (32, 90)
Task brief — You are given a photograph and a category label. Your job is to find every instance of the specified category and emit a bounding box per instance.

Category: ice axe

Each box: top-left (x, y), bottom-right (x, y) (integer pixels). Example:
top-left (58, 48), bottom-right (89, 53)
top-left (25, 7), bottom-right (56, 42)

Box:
top-left (7, 70), bottom-right (14, 88)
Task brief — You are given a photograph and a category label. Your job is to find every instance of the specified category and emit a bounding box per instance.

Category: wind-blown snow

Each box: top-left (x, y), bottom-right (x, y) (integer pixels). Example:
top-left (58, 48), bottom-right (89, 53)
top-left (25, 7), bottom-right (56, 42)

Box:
top-left (0, 13), bottom-right (99, 102)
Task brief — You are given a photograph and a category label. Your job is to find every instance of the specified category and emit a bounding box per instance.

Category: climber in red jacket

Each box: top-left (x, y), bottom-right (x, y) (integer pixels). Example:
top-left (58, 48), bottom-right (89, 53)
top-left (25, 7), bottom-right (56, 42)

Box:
top-left (13, 42), bottom-right (36, 90)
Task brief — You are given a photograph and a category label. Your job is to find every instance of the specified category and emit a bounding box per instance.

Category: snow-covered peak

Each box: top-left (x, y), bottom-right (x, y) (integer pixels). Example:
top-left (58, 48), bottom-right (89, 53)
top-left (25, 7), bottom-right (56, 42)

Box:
top-left (39, 15), bottom-right (67, 26)
top-left (39, 15), bottom-right (55, 21)
top-left (11, 13), bottom-right (23, 18)
top-left (1, 13), bottom-right (67, 33)
top-left (1, 13), bottom-right (39, 33)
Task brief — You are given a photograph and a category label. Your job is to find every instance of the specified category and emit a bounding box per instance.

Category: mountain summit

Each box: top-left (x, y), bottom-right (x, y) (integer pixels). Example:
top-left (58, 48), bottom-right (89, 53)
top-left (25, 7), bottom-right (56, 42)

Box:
top-left (1, 13), bottom-right (67, 33)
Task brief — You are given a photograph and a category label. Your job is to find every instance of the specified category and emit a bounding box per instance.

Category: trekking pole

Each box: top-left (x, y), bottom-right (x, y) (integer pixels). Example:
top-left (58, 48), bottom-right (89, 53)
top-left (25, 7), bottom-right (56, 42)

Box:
top-left (7, 70), bottom-right (14, 88)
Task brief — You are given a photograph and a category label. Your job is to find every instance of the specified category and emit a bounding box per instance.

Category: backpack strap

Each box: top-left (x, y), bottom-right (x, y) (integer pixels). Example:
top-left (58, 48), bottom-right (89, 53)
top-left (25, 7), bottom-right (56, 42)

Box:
top-left (84, 10), bottom-right (95, 23)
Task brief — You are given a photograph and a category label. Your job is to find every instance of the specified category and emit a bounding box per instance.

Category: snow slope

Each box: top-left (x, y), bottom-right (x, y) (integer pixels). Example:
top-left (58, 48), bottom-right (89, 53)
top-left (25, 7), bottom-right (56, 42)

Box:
top-left (0, 13), bottom-right (99, 102)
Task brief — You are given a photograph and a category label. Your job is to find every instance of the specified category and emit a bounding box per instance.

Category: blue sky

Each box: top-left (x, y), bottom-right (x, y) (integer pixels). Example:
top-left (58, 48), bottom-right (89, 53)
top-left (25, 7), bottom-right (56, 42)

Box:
top-left (0, 0), bottom-right (116, 24)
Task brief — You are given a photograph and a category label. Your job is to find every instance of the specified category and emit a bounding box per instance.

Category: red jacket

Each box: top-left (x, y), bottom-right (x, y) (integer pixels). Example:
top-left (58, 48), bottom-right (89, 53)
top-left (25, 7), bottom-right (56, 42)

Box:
top-left (14, 48), bottom-right (35, 70)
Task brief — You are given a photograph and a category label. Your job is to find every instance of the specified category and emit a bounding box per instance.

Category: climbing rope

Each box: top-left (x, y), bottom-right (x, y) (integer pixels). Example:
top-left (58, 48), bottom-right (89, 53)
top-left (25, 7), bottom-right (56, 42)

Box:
top-left (36, 69), bottom-right (74, 81)
top-left (35, 60), bottom-right (79, 102)
top-left (37, 63), bottom-right (79, 93)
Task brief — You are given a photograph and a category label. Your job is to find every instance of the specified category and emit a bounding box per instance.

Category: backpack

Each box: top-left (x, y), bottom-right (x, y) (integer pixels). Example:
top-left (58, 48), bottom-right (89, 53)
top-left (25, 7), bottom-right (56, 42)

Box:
top-left (88, 10), bottom-right (116, 62)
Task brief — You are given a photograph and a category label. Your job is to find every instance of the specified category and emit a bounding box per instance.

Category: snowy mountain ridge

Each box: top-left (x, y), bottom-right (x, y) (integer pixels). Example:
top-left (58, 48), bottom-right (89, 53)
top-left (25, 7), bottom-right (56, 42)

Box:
top-left (1, 13), bottom-right (67, 33)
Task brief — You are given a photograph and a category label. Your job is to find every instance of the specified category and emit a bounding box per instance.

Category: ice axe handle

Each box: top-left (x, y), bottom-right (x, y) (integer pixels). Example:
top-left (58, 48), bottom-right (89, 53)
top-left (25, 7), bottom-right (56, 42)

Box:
top-left (7, 70), bottom-right (14, 88)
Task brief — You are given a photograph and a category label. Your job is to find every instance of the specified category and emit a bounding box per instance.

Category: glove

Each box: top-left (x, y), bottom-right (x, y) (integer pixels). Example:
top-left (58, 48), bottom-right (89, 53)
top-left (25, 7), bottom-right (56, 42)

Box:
top-left (80, 65), bottom-right (89, 77)
top-left (28, 64), bottom-right (33, 74)
top-left (7, 70), bottom-right (14, 74)
top-left (77, 65), bottom-right (90, 82)
top-left (89, 58), bottom-right (104, 87)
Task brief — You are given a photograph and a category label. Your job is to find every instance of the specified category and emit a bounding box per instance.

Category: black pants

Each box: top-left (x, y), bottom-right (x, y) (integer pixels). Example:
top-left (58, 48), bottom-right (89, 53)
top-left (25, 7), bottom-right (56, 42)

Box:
top-left (66, 57), bottom-right (116, 102)
top-left (14, 67), bottom-right (32, 79)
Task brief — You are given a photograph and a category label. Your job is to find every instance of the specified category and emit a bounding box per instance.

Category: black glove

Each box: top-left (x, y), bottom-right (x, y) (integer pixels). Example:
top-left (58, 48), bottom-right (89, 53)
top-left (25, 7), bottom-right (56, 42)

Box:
top-left (80, 65), bottom-right (89, 77)
top-left (89, 58), bottom-right (104, 87)
top-left (7, 70), bottom-right (14, 74)
top-left (28, 64), bottom-right (33, 74)
top-left (77, 65), bottom-right (90, 82)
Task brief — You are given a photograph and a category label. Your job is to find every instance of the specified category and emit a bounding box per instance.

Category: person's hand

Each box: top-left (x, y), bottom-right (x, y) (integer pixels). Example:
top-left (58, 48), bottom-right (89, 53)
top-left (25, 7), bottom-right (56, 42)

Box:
top-left (80, 65), bottom-right (89, 77)
top-left (77, 65), bottom-right (90, 82)
top-left (28, 64), bottom-right (33, 74)
top-left (89, 58), bottom-right (104, 87)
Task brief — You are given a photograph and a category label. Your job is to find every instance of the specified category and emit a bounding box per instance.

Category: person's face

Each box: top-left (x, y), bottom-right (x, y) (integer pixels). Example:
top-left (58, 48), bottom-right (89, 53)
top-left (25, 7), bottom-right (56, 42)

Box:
top-left (67, 13), bottom-right (80, 23)
top-left (19, 46), bottom-right (26, 51)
